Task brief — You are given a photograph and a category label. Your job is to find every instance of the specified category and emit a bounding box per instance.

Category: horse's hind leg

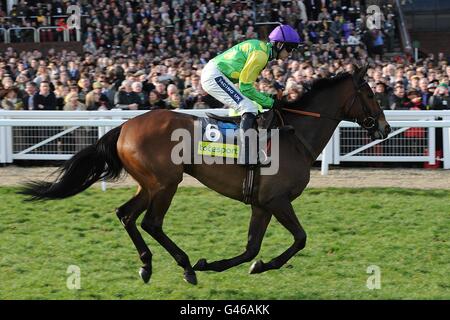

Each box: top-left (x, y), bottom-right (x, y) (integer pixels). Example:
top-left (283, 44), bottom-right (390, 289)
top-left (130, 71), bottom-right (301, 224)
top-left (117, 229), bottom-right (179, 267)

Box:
top-left (116, 187), bottom-right (152, 283)
top-left (193, 205), bottom-right (272, 272)
top-left (140, 184), bottom-right (197, 285)
top-left (249, 197), bottom-right (307, 274)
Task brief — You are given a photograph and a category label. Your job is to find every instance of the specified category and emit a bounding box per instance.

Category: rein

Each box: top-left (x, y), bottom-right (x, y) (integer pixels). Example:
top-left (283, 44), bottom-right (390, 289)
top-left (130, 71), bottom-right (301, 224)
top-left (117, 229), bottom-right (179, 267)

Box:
top-left (277, 77), bottom-right (382, 161)
top-left (282, 108), bottom-right (338, 120)
top-left (281, 79), bottom-right (381, 130)
top-left (282, 108), bottom-right (320, 118)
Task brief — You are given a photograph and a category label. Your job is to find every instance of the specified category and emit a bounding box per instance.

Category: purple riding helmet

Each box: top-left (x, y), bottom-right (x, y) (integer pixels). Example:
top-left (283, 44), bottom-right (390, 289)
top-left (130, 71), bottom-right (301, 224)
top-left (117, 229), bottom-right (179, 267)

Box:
top-left (268, 25), bottom-right (302, 58)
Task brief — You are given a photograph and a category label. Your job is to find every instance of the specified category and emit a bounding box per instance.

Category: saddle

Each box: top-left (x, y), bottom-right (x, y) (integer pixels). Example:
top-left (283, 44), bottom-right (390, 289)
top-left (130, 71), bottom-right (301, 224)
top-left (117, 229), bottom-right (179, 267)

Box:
top-left (203, 110), bottom-right (281, 205)
top-left (205, 109), bottom-right (277, 131)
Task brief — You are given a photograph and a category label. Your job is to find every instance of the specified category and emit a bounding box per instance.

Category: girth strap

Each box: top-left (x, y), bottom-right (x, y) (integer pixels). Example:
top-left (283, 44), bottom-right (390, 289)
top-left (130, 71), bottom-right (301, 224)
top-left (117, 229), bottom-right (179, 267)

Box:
top-left (243, 166), bottom-right (256, 205)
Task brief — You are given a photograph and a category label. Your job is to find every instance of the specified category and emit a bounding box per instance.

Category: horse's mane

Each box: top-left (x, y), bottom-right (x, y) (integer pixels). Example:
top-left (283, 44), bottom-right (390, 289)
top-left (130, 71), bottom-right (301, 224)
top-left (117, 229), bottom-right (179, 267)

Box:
top-left (298, 72), bottom-right (353, 106)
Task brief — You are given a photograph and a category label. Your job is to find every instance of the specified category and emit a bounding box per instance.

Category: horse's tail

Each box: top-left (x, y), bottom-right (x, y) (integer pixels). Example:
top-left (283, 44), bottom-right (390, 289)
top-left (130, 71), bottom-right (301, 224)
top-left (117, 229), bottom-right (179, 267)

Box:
top-left (19, 126), bottom-right (124, 201)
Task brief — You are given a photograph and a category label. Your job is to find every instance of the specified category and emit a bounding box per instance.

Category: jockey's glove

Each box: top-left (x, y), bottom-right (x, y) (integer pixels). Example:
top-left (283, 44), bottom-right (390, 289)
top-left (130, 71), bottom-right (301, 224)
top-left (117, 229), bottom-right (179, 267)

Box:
top-left (272, 97), bottom-right (285, 109)
top-left (282, 98), bottom-right (302, 109)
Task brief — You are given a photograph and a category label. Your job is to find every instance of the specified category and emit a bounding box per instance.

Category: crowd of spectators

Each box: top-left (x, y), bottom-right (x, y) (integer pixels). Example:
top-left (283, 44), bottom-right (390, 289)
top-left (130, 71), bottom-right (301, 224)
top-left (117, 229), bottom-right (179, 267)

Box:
top-left (0, 0), bottom-right (448, 115)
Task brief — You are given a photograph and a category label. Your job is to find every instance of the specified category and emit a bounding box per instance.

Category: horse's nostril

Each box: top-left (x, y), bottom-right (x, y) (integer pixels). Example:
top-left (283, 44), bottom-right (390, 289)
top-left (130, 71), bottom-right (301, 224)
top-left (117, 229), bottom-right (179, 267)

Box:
top-left (385, 125), bottom-right (391, 135)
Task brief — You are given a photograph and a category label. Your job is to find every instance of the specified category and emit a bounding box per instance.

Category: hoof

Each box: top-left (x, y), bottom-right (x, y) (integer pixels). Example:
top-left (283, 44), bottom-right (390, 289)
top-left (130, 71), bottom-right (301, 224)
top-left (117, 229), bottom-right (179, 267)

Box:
top-left (249, 260), bottom-right (264, 274)
top-left (193, 258), bottom-right (207, 271)
top-left (184, 270), bottom-right (198, 285)
top-left (139, 266), bottom-right (151, 283)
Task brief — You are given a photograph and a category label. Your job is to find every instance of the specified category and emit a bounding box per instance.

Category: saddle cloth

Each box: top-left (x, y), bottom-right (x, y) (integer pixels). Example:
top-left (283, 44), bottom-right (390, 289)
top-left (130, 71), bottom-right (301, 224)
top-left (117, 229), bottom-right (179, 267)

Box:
top-left (196, 116), bottom-right (272, 164)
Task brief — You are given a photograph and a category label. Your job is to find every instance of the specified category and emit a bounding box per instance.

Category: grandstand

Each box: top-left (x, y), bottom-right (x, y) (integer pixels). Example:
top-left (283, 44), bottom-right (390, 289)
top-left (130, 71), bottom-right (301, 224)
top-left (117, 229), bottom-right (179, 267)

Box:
top-left (0, 0), bottom-right (449, 168)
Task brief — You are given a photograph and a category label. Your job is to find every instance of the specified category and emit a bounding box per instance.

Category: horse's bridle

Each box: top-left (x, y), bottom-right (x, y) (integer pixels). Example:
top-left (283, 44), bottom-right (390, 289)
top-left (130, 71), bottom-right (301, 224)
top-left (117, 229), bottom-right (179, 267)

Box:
top-left (282, 77), bottom-right (382, 132)
top-left (341, 78), bottom-right (383, 131)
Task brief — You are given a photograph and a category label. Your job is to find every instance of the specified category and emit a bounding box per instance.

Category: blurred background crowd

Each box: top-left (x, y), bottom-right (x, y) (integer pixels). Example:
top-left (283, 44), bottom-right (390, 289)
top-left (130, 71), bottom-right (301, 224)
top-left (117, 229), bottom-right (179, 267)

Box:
top-left (0, 0), bottom-right (448, 113)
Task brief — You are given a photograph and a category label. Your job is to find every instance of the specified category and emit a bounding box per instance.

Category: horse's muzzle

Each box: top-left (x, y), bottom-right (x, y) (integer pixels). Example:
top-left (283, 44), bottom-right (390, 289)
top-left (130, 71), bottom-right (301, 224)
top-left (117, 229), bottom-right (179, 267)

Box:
top-left (370, 121), bottom-right (391, 140)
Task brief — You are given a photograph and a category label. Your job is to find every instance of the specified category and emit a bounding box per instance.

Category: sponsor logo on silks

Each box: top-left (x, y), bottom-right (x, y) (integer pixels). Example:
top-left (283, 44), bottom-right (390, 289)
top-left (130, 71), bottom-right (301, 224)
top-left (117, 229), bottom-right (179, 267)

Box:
top-left (214, 76), bottom-right (244, 104)
top-left (197, 141), bottom-right (239, 158)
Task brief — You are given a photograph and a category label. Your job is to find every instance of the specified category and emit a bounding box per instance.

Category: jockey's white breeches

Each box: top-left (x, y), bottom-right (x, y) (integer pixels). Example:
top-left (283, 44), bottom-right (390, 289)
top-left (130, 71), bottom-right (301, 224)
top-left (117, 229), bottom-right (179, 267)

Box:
top-left (201, 60), bottom-right (258, 115)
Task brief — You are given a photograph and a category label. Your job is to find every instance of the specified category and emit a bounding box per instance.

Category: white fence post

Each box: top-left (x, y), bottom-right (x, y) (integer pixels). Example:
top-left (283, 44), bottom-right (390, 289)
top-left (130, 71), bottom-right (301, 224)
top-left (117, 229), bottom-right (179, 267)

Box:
top-left (5, 124), bottom-right (13, 163)
top-left (98, 125), bottom-right (107, 192)
top-left (0, 116), bottom-right (6, 164)
top-left (321, 137), bottom-right (333, 175)
top-left (444, 116), bottom-right (450, 170)
top-left (333, 127), bottom-right (340, 165)
top-left (428, 124), bottom-right (436, 165)
top-left (0, 115), bottom-right (13, 164)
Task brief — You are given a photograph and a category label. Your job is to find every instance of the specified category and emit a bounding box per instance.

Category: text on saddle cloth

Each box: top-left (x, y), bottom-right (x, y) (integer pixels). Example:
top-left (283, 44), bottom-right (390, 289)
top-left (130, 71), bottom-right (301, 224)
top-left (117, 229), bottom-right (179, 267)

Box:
top-left (198, 117), bottom-right (272, 161)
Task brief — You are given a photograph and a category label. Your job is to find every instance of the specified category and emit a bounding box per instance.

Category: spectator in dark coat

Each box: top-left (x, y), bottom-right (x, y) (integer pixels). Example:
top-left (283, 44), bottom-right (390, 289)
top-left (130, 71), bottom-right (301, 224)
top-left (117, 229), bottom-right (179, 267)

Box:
top-left (429, 83), bottom-right (450, 110)
top-left (304, 0), bottom-right (323, 20)
top-left (388, 84), bottom-right (410, 110)
top-left (34, 81), bottom-right (56, 110)
top-left (374, 82), bottom-right (389, 110)
top-left (85, 82), bottom-right (110, 110)
top-left (418, 78), bottom-right (430, 108)
top-left (68, 61), bottom-right (80, 81)
top-left (114, 80), bottom-right (141, 110)
top-left (22, 81), bottom-right (38, 110)
top-left (146, 90), bottom-right (167, 110)
top-left (131, 81), bottom-right (148, 109)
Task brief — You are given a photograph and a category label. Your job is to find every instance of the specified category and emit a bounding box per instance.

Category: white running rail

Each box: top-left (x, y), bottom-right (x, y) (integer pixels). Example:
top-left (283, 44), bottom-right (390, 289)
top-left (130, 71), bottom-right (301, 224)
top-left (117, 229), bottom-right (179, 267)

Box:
top-left (1, 110), bottom-right (450, 173)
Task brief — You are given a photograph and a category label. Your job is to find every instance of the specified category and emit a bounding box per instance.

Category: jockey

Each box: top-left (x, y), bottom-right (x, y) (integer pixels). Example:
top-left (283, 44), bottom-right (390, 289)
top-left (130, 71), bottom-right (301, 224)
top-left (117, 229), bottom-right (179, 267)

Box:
top-left (200, 24), bottom-right (301, 164)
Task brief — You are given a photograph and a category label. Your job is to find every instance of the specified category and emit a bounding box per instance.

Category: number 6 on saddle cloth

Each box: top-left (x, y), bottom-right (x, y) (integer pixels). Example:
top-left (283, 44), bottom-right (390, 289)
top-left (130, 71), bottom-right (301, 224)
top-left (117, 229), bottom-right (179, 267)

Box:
top-left (197, 113), bottom-right (274, 165)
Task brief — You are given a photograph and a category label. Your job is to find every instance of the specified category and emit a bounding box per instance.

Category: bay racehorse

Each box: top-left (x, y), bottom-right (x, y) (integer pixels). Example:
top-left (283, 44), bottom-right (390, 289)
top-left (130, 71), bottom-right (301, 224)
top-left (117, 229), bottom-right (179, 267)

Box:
top-left (20, 65), bottom-right (391, 285)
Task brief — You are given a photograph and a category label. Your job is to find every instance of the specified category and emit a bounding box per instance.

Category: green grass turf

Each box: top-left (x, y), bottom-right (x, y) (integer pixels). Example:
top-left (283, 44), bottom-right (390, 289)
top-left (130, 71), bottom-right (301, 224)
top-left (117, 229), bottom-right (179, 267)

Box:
top-left (0, 186), bottom-right (448, 300)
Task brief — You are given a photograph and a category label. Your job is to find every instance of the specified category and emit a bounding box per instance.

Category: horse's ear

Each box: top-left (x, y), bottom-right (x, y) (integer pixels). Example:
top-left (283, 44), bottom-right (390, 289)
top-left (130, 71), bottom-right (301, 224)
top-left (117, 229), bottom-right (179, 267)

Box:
top-left (353, 64), bottom-right (368, 82)
top-left (361, 64), bottom-right (369, 76)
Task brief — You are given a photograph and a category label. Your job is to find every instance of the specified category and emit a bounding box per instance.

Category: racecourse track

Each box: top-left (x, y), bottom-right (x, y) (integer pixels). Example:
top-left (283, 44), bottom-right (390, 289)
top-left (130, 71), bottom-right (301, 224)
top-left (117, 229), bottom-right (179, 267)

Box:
top-left (0, 166), bottom-right (449, 189)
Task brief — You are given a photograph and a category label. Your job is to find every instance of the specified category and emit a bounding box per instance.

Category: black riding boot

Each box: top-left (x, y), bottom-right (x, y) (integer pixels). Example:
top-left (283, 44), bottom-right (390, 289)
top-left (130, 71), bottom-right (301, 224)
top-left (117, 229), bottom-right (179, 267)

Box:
top-left (239, 112), bottom-right (257, 165)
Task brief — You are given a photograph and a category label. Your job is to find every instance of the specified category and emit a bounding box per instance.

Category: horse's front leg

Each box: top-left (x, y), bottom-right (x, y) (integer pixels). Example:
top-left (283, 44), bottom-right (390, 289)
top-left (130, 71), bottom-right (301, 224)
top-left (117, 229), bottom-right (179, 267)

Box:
top-left (249, 197), bottom-right (307, 274)
top-left (193, 205), bottom-right (271, 272)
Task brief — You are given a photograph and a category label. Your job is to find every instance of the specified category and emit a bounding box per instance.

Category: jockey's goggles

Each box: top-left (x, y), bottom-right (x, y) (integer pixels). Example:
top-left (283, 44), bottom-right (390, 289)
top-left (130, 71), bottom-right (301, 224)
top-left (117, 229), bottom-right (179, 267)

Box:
top-left (283, 43), bottom-right (300, 53)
